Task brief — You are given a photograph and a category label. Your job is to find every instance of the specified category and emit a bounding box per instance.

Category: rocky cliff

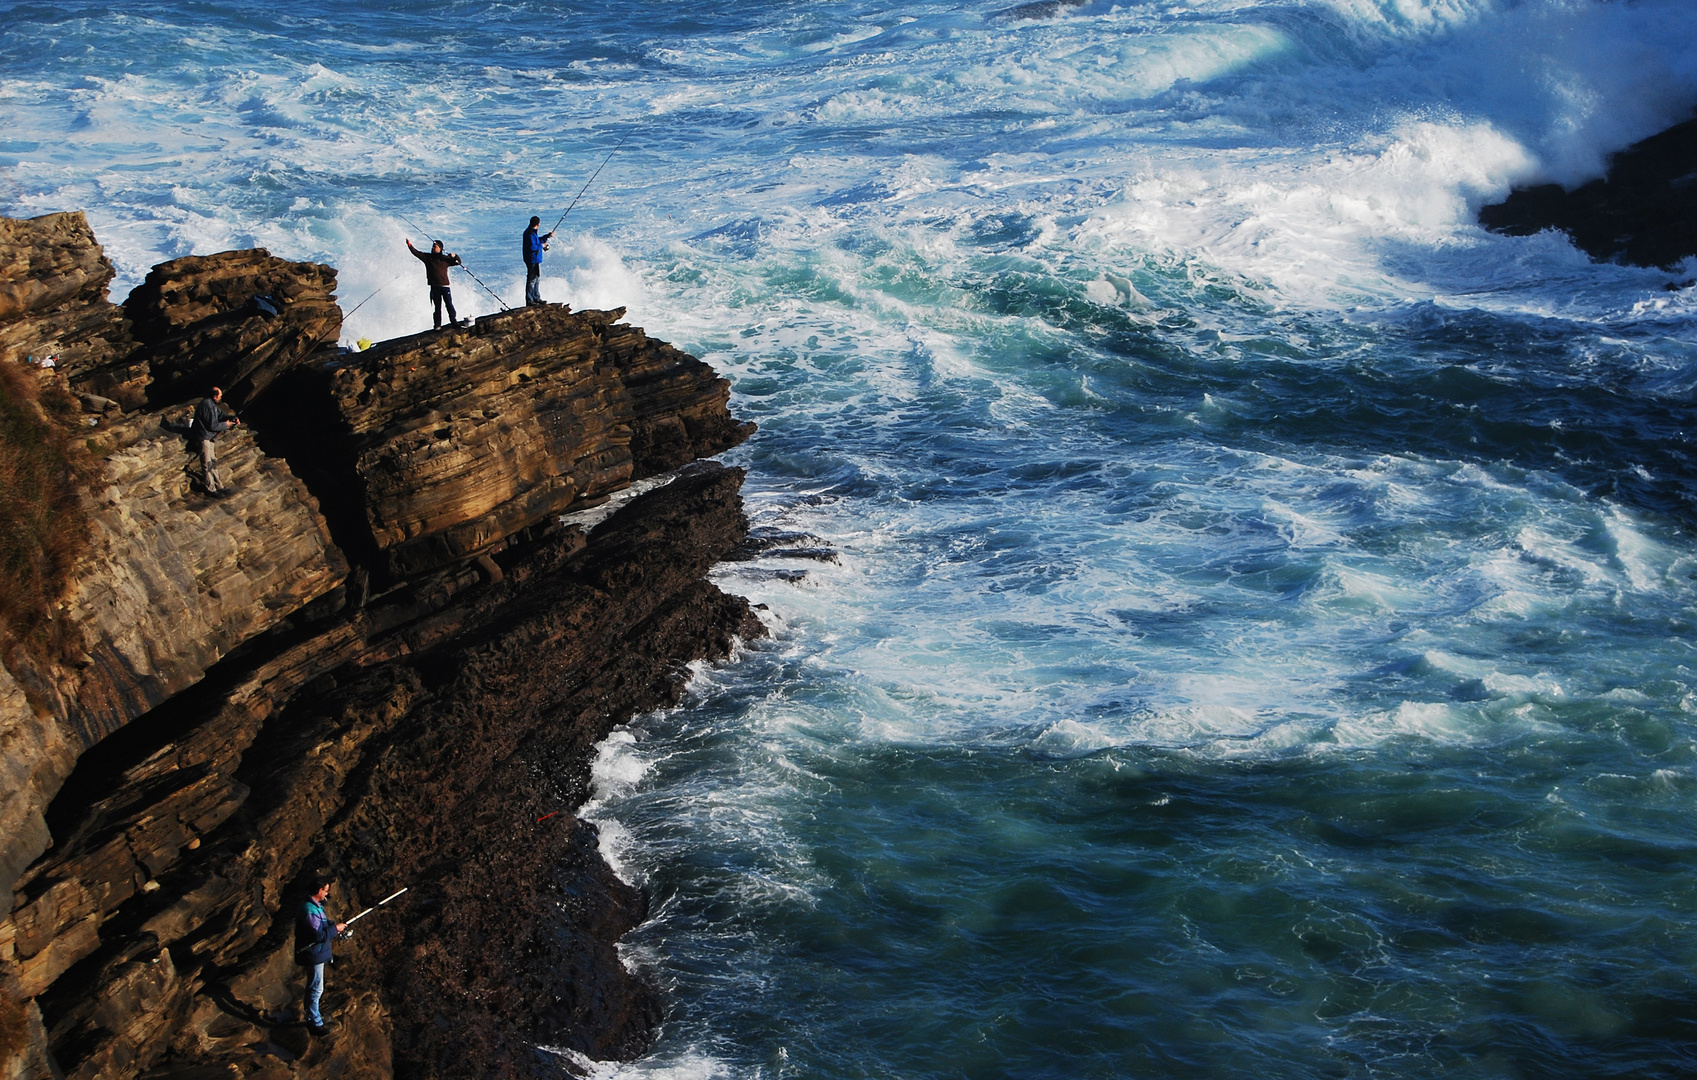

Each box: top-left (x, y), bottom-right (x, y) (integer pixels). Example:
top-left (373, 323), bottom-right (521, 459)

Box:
top-left (0, 212), bottom-right (760, 1080)
top-left (1479, 113), bottom-right (1697, 269)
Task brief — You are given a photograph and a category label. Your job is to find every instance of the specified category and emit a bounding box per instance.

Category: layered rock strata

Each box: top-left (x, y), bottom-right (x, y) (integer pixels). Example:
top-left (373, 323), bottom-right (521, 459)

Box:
top-left (123, 251), bottom-right (342, 410)
top-left (291, 306), bottom-right (752, 581)
top-left (0, 213), bottom-right (134, 382)
top-left (0, 212), bottom-right (759, 1080)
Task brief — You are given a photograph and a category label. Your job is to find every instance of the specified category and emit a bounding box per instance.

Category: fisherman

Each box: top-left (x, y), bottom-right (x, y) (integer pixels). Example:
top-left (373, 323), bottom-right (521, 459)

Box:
top-left (190, 386), bottom-right (239, 496)
top-left (405, 237), bottom-right (463, 329)
top-left (295, 876), bottom-right (347, 1037)
top-left (522, 216), bottom-right (554, 306)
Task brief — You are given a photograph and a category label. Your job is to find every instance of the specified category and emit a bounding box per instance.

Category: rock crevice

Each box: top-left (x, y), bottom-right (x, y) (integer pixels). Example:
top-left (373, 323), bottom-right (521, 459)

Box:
top-left (0, 212), bottom-right (759, 1080)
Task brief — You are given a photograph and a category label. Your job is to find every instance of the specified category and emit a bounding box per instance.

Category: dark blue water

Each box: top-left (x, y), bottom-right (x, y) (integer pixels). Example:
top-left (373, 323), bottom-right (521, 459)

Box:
top-left (6, 1), bottom-right (1697, 1076)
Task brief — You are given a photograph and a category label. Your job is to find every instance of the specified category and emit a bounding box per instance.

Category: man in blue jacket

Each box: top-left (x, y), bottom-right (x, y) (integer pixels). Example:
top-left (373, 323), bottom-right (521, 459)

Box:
top-left (190, 386), bottom-right (239, 496)
top-left (523, 216), bottom-right (554, 306)
top-left (296, 876), bottom-right (347, 1036)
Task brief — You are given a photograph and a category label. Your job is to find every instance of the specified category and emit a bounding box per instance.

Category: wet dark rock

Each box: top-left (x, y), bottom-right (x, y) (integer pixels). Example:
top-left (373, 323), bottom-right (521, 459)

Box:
top-left (0, 213), bottom-right (764, 1079)
top-left (1479, 113), bottom-right (1697, 269)
top-left (730, 527), bottom-right (838, 563)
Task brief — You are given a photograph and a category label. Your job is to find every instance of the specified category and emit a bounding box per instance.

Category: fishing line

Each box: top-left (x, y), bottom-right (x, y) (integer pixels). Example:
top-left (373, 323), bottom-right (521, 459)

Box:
top-left (343, 272), bottom-right (405, 321)
top-left (397, 213), bottom-right (510, 311)
top-left (550, 129), bottom-right (632, 235)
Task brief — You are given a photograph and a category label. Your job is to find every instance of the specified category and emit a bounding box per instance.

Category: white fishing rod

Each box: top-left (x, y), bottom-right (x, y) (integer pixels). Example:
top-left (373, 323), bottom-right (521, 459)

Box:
top-left (344, 887), bottom-right (410, 929)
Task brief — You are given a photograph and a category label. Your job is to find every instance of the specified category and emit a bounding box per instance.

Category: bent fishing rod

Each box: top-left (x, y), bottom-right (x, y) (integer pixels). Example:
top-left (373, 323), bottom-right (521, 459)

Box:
top-left (550, 128), bottom-right (632, 235)
top-left (398, 213), bottom-right (511, 311)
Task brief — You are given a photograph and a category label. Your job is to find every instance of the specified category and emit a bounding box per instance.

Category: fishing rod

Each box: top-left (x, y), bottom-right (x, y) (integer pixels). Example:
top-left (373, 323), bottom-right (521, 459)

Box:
top-left (345, 887), bottom-right (409, 928)
top-left (293, 886), bottom-right (409, 952)
top-left (343, 272), bottom-right (405, 322)
top-left (550, 129), bottom-right (632, 235)
top-left (398, 212), bottom-right (437, 245)
top-left (398, 213), bottom-right (511, 312)
top-left (455, 260), bottom-right (510, 311)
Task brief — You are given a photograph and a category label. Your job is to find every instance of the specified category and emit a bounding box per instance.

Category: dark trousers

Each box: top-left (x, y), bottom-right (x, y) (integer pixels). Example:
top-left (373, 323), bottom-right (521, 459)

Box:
top-left (430, 285), bottom-right (457, 327)
top-left (525, 263), bottom-right (541, 305)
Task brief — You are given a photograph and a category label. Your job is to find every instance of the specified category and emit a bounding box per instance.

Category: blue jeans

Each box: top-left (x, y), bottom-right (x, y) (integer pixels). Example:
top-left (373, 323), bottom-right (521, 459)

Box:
top-left (304, 963), bottom-right (325, 1026)
top-left (525, 262), bottom-right (542, 305)
top-left (430, 285), bottom-right (457, 327)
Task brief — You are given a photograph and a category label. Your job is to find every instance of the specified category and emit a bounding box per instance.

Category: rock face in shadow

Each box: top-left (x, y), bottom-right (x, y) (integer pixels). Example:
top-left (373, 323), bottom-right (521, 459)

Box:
top-left (124, 251), bottom-right (343, 410)
top-left (0, 212), bottom-right (760, 1080)
top-left (1479, 114), bottom-right (1697, 269)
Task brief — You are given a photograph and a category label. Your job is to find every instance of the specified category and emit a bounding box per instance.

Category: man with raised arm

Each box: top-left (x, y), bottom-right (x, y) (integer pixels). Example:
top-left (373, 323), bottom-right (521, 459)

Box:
top-left (405, 237), bottom-right (463, 329)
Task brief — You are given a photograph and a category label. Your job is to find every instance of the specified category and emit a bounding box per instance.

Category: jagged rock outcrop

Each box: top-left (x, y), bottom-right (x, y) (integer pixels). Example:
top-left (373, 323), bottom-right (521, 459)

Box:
top-left (124, 252), bottom-right (341, 410)
top-left (0, 213), bottom-right (135, 395)
top-left (0, 213), bottom-right (759, 1080)
top-left (290, 306), bottom-right (754, 580)
top-left (1480, 113), bottom-right (1697, 269)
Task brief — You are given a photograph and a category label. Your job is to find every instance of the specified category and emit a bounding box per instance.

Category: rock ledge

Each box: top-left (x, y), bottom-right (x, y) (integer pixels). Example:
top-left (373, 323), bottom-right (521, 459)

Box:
top-left (0, 213), bottom-right (760, 1080)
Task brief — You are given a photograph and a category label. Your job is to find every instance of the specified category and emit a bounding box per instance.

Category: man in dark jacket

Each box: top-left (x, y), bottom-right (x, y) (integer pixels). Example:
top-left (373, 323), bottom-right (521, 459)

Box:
top-left (522, 216), bottom-right (554, 306)
top-left (295, 876), bottom-right (347, 1036)
top-left (405, 237), bottom-right (463, 328)
top-left (190, 386), bottom-right (239, 495)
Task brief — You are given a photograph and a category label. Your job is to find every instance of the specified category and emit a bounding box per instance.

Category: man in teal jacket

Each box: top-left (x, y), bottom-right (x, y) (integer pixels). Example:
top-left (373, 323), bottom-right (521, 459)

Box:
top-left (295, 876), bottom-right (347, 1036)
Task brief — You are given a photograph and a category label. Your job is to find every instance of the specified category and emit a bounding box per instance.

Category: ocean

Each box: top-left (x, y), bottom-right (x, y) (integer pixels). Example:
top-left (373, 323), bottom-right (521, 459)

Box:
top-left (5, 1), bottom-right (1697, 1076)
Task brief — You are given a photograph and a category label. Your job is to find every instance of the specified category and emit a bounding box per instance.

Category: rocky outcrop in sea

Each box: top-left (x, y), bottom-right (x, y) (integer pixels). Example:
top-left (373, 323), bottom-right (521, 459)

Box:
top-left (1479, 113), bottom-right (1697, 269)
top-left (0, 211), bottom-right (759, 1079)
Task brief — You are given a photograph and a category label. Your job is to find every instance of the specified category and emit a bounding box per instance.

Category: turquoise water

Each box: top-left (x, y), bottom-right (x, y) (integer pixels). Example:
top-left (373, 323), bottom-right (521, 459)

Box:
top-left (6, 1), bottom-right (1697, 1076)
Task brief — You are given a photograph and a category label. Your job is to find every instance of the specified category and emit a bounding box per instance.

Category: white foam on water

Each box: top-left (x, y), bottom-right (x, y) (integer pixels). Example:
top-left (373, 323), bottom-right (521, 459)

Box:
top-left (11, 5), bottom-right (1697, 1071)
top-left (546, 236), bottom-right (651, 314)
top-left (545, 1046), bottom-right (735, 1080)
top-left (5, 0), bottom-right (1687, 332)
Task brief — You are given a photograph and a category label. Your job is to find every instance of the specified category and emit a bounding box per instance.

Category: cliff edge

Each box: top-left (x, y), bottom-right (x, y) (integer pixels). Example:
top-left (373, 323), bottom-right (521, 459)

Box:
top-left (0, 212), bottom-right (760, 1080)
